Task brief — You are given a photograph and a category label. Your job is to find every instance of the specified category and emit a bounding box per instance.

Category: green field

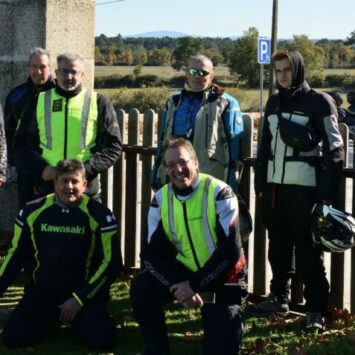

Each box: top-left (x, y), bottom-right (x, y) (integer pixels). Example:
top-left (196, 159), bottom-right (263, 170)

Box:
top-left (95, 65), bottom-right (355, 82)
top-left (95, 64), bottom-right (233, 79)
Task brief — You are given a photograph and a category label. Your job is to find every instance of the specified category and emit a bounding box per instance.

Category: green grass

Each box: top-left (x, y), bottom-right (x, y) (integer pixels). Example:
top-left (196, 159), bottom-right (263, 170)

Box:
top-left (324, 68), bottom-right (355, 76)
top-left (95, 64), bottom-right (238, 88)
top-left (1, 279), bottom-right (355, 354)
top-left (95, 65), bottom-right (355, 79)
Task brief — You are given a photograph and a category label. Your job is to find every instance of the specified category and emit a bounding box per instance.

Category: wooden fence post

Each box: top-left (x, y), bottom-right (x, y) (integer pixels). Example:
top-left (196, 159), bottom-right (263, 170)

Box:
top-left (140, 110), bottom-right (157, 251)
top-left (330, 123), bottom-right (349, 309)
top-left (253, 116), bottom-right (267, 295)
top-left (124, 109), bottom-right (140, 269)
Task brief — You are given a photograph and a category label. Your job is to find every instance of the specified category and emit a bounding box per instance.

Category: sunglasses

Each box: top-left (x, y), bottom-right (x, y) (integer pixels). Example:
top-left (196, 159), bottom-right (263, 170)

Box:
top-left (187, 67), bottom-right (210, 77)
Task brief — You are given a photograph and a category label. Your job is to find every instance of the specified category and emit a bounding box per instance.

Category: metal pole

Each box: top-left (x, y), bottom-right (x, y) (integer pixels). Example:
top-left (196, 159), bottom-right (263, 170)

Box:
top-left (268, 0), bottom-right (278, 97)
top-left (260, 64), bottom-right (264, 119)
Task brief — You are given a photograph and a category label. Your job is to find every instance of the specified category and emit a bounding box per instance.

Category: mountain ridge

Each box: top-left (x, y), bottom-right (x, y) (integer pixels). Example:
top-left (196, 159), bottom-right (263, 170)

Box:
top-left (124, 30), bottom-right (238, 39)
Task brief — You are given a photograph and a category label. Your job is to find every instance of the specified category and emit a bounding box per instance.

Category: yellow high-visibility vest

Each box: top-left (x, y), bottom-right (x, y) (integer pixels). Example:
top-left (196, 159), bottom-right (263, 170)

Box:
top-left (161, 174), bottom-right (218, 271)
top-left (36, 88), bottom-right (98, 166)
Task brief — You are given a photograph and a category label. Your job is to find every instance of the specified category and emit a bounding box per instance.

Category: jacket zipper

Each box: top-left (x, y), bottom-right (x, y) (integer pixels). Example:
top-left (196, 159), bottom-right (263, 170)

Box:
top-left (182, 202), bottom-right (201, 270)
top-left (64, 98), bottom-right (68, 158)
top-left (280, 113), bottom-right (293, 183)
top-left (272, 125), bottom-right (279, 176)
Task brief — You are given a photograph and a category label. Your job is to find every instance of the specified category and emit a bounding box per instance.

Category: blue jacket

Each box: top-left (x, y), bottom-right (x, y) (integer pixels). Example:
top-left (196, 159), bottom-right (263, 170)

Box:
top-left (151, 84), bottom-right (243, 192)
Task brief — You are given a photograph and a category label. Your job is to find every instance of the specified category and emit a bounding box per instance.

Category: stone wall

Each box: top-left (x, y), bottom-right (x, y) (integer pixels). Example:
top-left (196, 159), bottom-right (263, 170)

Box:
top-left (0, 0), bottom-right (94, 105)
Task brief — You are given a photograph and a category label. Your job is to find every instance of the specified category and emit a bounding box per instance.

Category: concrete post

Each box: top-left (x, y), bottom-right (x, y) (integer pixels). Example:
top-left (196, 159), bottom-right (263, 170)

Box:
top-left (0, 0), bottom-right (95, 105)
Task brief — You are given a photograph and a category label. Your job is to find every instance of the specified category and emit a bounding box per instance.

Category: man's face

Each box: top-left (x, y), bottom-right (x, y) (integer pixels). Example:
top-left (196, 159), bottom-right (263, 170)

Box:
top-left (54, 171), bottom-right (87, 206)
top-left (28, 54), bottom-right (51, 86)
top-left (186, 59), bottom-right (214, 92)
top-left (164, 146), bottom-right (199, 190)
top-left (56, 59), bottom-right (83, 92)
top-left (274, 58), bottom-right (293, 89)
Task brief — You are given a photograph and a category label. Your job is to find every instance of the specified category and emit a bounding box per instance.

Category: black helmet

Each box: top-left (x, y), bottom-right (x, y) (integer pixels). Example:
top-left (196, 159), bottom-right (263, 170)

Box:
top-left (347, 91), bottom-right (355, 105)
top-left (311, 203), bottom-right (355, 252)
top-left (326, 91), bottom-right (343, 107)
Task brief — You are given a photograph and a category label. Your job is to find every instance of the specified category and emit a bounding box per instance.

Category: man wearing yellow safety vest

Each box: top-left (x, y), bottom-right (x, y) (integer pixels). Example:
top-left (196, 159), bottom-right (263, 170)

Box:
top-left (14, 52), bottom-right (122, 200)
top-left (131, 138), bottom-right (246, 355)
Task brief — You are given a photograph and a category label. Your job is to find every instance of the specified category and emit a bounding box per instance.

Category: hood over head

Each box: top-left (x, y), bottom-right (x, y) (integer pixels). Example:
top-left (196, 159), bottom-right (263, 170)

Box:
top-left (288, 50), bottom-right (305, 87)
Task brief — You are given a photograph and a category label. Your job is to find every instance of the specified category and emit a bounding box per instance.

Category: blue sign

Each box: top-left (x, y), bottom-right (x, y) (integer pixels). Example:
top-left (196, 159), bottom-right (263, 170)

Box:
top-left (258, 38), bottom-right (271, 64)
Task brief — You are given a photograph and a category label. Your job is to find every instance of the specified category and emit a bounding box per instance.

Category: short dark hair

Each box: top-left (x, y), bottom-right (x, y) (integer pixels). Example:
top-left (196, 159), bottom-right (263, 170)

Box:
top-left (162, 137), bottom-right (198, 166)
top-left (55, 159), bottom-right (86, 179)
top-left (271, 49), bottom-right (290, 63)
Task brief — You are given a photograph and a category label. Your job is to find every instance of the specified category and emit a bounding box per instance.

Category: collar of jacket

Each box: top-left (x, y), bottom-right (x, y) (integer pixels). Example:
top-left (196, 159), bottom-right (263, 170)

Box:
top-left (278, 80), bottom-right (311, 103)
top-left (27, 76), bottom-right (56, 94)
top-left (182, 83), bottom-right (225, 105)
top-left (172, 173), bottom-right (200, 197)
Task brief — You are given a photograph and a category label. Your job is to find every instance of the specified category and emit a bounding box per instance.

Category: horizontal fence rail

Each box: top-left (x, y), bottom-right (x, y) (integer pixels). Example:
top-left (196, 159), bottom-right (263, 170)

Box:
top-left (100, 109), bottom-right (355, 313)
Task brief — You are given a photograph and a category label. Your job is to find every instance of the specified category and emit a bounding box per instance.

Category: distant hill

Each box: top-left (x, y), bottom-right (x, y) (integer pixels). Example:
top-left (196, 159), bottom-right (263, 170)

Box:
top-left (125, 31), bottom-right (238, 39)
top-left (125, 31), bottom-right (189, 38)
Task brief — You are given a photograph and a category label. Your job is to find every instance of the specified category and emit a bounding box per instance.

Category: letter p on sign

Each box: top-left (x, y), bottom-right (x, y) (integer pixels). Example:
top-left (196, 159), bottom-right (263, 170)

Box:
top-left (258, 38), bottom-right (271, 64)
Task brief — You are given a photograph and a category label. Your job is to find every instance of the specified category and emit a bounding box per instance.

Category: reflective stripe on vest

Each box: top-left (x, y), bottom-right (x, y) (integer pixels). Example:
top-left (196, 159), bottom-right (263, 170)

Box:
top-left (37, 88), bottom-right (98, 166)
top-left (161, 174), bottom-right (218, 272)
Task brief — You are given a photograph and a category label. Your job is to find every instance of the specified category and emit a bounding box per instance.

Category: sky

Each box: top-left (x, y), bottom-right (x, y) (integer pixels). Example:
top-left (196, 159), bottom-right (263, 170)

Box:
top-left (95, 0), bottom-right (355, 40)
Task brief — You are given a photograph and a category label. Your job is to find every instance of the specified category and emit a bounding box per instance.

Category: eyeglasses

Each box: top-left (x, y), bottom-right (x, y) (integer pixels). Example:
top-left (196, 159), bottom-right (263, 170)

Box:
top-left (57, 68), bottom-right (81, 76)
top-left (187, 67), bottom-right (210, 77)
top-left (165, 159), bottom-right (190, 171)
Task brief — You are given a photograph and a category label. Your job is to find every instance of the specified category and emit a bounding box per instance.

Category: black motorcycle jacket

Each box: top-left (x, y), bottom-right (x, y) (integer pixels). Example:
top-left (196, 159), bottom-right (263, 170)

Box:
top-left (255, 51), bottom-right (344, 201)
top-left (0, 194), bottom-right (122, 304)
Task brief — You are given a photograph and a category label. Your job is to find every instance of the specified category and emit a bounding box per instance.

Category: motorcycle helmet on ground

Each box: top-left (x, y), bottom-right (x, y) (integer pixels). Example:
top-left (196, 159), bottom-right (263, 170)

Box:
top-left (326, 90), bottom-right (343, 107)
top-left (347, 91), bottom-right (355, 105)
top-left (311, 203), bottom-right (355, 252)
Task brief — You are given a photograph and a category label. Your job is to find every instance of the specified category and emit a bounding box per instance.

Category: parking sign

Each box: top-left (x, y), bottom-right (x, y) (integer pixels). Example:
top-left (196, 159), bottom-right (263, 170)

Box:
top-left (258, 38), bottom-right (271, 64)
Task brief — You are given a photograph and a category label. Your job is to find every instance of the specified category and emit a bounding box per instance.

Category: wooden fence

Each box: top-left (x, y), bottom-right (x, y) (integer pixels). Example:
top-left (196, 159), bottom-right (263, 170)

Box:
top-left (100, 108), bottom-right (355, 313)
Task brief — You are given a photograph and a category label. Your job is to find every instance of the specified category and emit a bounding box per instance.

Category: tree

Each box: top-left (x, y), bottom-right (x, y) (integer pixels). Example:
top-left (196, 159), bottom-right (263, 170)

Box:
top-left (120, 48), bottom-right (133, 65)
top-left (133, 64), bottom-right (143, 76)
top-left (204, 48), bottom-right (224, 66)
top-left (345, 29), bottom-right (355, 46)
top-left (228, 27), bottom-right (260, 86)
top-left (172, 37), bottom-right (202, 71)
top-left (327, 43), bottom-right (355, 68)
top-left (132, 46), bottom-right (148, 65)
top-left (147, 48), bottom-right (171, 66)
top-left (94, 46), bottom-right (103, 63)
top-left (284, 35), bottom-right (326, 72)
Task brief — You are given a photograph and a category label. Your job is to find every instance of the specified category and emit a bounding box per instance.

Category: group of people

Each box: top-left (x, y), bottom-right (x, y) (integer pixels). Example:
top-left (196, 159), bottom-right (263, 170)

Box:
top-left (0, 47), bottom-right (345, 354)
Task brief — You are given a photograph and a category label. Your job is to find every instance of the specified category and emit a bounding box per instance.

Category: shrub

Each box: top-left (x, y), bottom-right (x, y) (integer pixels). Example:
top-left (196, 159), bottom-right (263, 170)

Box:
top-left (95, 61), bottom-right (108, 66)
top-left (95, 74), bottom-right (123, 88)
top-left (95, 74), bottom-right (164, 89)
top-left (308, 72), bottom-right (326, 88)
top-left (130, 88), bottom-right (170, 112)
top-left (325, 73), bottom-right (349, 87)
top-left (135, 75), bottom-right (161, 88)
top-left (100, 88), bottom-right (171, 113)
top-left (99, 87), bottom-right (263, 114)
top-left (226, 87), bottom-right (260, 112)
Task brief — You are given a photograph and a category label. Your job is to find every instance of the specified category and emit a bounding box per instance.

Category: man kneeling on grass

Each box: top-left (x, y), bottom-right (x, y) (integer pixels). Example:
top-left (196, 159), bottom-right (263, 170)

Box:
top-left (0, 158), bottom-right (122, 351)
top-left (131, 138), bottom-right (247, 355)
